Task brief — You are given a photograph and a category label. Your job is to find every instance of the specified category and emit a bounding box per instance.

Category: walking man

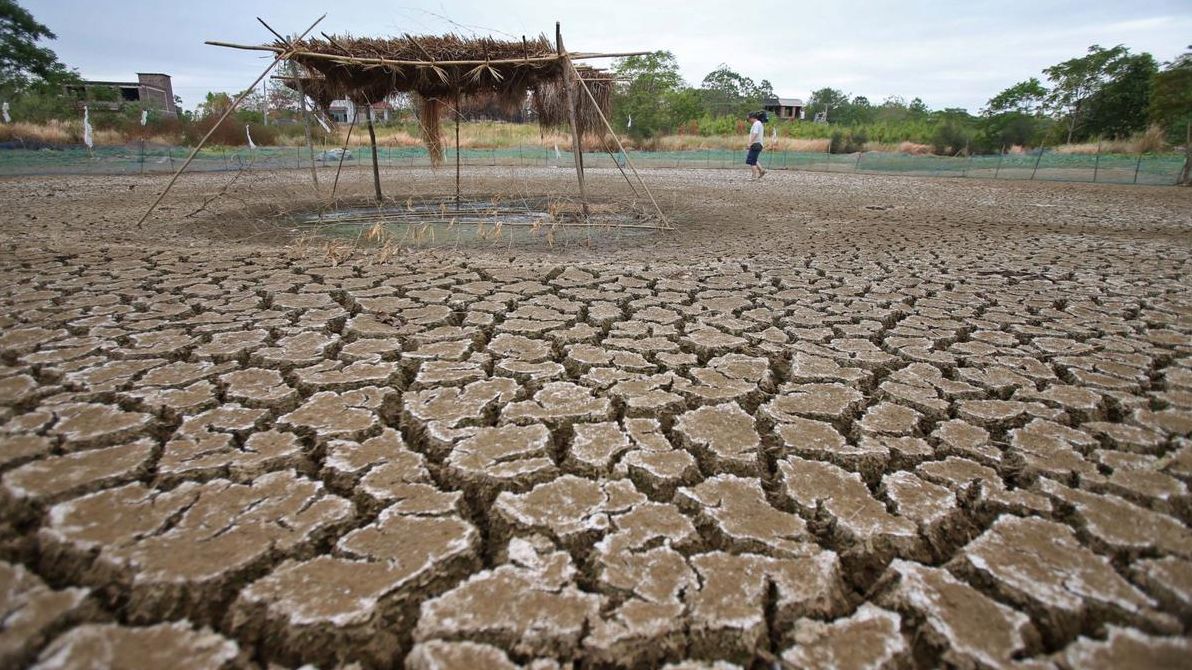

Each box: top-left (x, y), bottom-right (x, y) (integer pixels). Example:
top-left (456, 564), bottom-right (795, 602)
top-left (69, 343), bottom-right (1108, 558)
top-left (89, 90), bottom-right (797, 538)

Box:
top-left (746, 111), bottom-right (767, 179)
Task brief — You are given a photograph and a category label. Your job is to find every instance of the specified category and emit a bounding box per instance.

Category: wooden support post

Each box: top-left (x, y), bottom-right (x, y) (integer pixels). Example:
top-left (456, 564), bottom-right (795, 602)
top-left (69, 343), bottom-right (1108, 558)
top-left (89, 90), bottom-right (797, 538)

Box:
top-left (295, 76), bottom-right (319, 189)
top-left (1180, 122), bottom-right (1192, 186)
top-left (556, 21), bottom-right (588, 217)
top-left (366, 108), bottom-right (382, 202)
top-left (1093, 140), bottom-right (1102, 183)
top-left (455, 89), bottom-right (462, 209)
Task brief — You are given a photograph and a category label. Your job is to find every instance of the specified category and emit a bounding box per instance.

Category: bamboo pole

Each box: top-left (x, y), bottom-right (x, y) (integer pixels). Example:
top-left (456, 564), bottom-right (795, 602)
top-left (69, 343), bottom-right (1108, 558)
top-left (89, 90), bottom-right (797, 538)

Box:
top-left (330, 113), bottom-right (358, 201)
top-left (568, 59), bottom-right (668, 228)
top-left (557, 22), bottom-right (588, 218)
top-left (138, 14), bottom-right (326, 228)
top-left (454, 90), bottom-right (462, 209)
top-left (295, 76), bottom-right (320, 189)
top-left (204, 40), bottom-right (653, 65)
top-left (365, 107), bottom-right (382, 202)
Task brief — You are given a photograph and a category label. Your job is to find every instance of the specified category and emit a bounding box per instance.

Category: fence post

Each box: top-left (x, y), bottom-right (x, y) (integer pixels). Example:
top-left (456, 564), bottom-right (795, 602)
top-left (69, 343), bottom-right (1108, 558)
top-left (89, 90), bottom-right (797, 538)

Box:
top-left (994, 145), bottom-right (1004, 179)
top-left (167, 146), bottom-right (173, 170)
top-left (1133, 152), bottom-right (1143, 184)
top-left (1180, 122), bottom-right (1192, 185)
top-left (1092, 140), bottom-right (1102, 183)
top-left (854, 151), bottom-right (863, 173)
top-left (962, 151), bottom-right (973, 178)
top-left (1030, 146), bottom-right (1045, 180)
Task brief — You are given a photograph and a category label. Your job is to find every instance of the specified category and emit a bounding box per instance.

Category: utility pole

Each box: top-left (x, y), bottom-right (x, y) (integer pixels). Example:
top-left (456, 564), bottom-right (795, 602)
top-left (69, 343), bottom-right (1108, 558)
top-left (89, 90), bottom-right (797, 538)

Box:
top-left (262, 80), bottom-right (268, 126)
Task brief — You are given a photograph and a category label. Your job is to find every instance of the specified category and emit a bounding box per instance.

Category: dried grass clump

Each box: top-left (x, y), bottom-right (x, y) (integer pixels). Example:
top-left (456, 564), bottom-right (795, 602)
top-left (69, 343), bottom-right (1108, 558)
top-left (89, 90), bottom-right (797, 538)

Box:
top-left (1052, 126), bottom-right (1168, 155)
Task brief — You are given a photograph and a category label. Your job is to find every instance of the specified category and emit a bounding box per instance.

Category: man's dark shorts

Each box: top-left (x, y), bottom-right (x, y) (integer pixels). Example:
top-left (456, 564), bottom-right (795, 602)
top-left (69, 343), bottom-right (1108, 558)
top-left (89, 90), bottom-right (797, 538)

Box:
top-left (745, 144), bottom-right (762, 165)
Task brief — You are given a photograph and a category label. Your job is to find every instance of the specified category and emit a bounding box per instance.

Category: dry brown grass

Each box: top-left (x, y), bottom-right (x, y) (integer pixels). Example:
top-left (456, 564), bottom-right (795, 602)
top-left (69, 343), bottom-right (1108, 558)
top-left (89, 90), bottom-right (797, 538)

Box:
top-left (1052, 125), bottom-right (1168, 155)
top-left (0, 120), bottom-right (126, 145)
top-left (652, 135), bottom-right (829, 153)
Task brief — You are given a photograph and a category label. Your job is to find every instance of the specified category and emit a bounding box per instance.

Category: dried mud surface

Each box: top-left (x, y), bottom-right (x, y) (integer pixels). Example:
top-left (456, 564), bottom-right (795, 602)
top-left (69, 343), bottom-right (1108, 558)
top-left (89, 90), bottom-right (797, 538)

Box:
top-left (0, 167), bottom-right (1190, 669)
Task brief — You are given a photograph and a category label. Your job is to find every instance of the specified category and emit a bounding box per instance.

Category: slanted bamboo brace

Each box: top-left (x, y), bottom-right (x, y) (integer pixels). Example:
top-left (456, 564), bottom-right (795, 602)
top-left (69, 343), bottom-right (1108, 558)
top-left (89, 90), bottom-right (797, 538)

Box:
top-left (569, 59), bottom-right (669, 228)
top-left (138, 14), bottom-right (327, 227)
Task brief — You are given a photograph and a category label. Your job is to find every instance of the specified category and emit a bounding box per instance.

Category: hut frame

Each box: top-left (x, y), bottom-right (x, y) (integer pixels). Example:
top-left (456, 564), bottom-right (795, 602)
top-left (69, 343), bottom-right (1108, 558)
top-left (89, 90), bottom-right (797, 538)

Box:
top-left (138, 15), bottom-right (670, 231)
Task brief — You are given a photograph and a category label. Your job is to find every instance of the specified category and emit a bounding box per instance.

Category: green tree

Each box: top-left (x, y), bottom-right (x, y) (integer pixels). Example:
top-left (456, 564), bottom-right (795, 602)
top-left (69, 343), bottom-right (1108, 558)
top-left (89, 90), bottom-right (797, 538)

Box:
top-left (1080, 52), bottom-right (1157, 139)
top-left (0, 0), bottom-right (76, 92)
top-left (666, 87), bottom-right (703, 127)
top-left (699, 64), bottom-right (765, 117)
top-left (1148, 47), bottom-right (1192, 143)
top-left (611, 51), bottom-right (684, 140)
top-left (1043, 44), bottom-right (1130, 143)
top-left (806, 87), bottom-right (848, 122)
top-left (985, 78), bottom-right (1048, 115)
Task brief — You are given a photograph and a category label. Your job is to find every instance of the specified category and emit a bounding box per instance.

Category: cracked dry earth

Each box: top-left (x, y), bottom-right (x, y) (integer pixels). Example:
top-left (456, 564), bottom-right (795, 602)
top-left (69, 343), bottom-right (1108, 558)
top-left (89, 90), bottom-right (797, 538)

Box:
top-left (0, 168), bottom-right (1190, 669)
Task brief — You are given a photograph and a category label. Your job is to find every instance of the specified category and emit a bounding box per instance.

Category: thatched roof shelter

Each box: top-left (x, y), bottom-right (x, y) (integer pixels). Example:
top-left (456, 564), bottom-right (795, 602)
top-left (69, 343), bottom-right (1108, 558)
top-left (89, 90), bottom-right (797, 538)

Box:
top-left (201, 19), bottom-right (666, 224)
top-left (269, 34), bottom-right (614, 162)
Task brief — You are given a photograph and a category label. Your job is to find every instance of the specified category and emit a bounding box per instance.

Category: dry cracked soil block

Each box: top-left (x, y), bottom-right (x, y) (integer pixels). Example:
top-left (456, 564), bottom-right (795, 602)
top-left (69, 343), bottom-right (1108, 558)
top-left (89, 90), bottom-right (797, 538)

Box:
top-left (502, 381), bottom-right (613, 427)
top-left (443, 423), bottom-right (557, 503)
top-left (676, 475), bottom-right (812, 557)
top-left (2, 438), bottom-right (155, 509)
top-left (951, 515), bottom-right (1170, 646)
top-left (780, 603), bottom-right (909, 670)
top-left (1054, 625), bottom-right (1192, 669)
top-left (777, 456), bottom-right (919, 577)
top-left (414, 539), bottom-right (603, 659)
top-left (39, 471), bottom-right (352, 623)
top-left (32, 621), bottom-right (248, 670)
top-left (674, 403), bottom-right (763, 476)
top-left (761, 383), bottom-right (865, 423)
top-left (493, 475), bottom-right (645, 552)
top-left (278, 387), bottom-right (394, 442)
top-left (0, 561), bottom-right (92, 668)
top-left (685, 550), bottom-right (848, 663)
top-left (1036, 478), bottom-right (1192, 559)
top-left (45, 402), bottom-right (153, 450)
top-left (230, 507), bottom-right (480, 668)
top-left (406, 639), bottom-right (560, 670)
top-left (875, 559), bottom-right (1040, 668)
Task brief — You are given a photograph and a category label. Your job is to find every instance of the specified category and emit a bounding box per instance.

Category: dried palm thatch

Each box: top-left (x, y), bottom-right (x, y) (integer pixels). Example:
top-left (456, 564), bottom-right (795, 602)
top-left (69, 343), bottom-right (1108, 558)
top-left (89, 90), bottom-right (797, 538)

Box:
top-left (416, 95), bottom-right (445, 165)
top-left (273, 33), bottom-right (612, 158)
top-left (533, 65), bottom-right (613, 141)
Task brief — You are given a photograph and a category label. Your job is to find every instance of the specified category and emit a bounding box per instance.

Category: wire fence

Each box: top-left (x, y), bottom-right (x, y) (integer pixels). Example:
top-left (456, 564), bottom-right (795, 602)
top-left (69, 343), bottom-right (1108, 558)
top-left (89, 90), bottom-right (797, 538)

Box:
top-left (0, 143), bottom-right (1185, 186)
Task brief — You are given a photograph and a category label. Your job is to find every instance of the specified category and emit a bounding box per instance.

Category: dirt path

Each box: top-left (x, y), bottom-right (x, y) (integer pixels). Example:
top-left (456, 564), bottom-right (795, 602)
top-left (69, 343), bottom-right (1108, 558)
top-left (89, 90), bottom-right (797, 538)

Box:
top-left (0, 168), bottom-right (1189, 668)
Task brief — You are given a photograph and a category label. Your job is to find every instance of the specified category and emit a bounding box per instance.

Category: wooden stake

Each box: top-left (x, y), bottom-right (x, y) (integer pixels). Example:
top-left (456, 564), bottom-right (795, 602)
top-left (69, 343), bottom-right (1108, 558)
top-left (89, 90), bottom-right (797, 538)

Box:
top-left (138, 14), bottom-right (326, 228)
top-left (330, 113), bottom-right (357, 202)
top-left (1180, 122), bottom-right (1192, 186)
top-left (454, 89), bottom-right (462, 209)
top-left (295, 75), bottom-right (320, 190)
top-left (556, 22), bottom-right (588, 217)
top-left (365, 107), bottom-right (382, 202)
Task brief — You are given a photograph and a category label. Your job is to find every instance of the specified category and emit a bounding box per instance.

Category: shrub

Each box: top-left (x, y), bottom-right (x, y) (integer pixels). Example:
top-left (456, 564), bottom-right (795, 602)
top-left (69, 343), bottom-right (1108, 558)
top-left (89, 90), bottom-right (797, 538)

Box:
top-left (931, 121), bottom-right (971, 155)
top-left (182, 116), bottom-right (277, 147)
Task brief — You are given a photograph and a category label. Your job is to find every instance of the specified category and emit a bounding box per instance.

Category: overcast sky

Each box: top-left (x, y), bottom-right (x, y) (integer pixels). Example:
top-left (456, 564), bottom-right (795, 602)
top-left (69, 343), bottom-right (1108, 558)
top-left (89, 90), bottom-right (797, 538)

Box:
top-left (22, 0), bottom-right (1192, 112)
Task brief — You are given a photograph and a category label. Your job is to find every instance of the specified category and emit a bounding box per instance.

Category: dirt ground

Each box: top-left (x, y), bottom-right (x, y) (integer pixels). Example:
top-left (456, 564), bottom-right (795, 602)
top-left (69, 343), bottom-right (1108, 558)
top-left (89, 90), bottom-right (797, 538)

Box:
top-left (0, 166), bottom-right (1190, 669)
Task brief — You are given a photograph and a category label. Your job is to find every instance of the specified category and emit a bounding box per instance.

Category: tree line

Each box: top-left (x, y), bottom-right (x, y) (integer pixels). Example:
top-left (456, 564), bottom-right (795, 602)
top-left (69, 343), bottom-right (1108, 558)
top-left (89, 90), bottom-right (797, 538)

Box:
top-left (2, 0), bottom-right (1189, 155)
top-left (611, 45), bottom-right (1191, 154)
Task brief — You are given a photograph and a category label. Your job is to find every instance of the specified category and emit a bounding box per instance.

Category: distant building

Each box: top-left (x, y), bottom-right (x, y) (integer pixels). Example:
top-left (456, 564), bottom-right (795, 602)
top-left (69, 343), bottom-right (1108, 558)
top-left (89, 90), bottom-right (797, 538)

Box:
top-left (764, 96), bottom-right (804, 120)
top-left (65, 73), bottom-right (179, 116)
top-left (328, 100), bottom-right (392, 124)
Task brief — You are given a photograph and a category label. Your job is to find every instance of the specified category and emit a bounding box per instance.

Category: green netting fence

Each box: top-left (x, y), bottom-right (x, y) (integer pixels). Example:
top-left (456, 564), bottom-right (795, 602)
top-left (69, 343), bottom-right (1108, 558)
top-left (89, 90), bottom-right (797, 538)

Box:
top-left (0, 143), bottom-right (1184, 186)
